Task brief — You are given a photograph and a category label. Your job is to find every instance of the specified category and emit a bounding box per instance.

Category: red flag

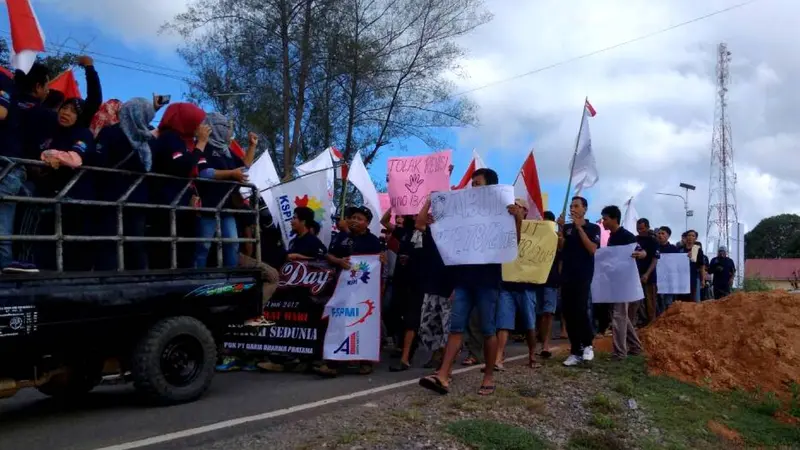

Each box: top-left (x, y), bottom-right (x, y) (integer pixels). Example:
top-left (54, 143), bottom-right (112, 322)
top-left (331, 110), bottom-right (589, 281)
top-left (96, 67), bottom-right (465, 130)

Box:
top-left (6, 0), bottom-right (45, 74)
top-left (48, 70), bottom-right (82, 99)
top-left (452, 149), bottom-right (486, 190)
top-left (584, 99), bottom-right (597, 117)
top-left (514, 151), bottom-right (544, 219)
top-left (229, 139), bottom-right (245, 159)
top-left (330, 146), bottom-right (348, 180)
top-left (0, 67), bottom-right (13, 79)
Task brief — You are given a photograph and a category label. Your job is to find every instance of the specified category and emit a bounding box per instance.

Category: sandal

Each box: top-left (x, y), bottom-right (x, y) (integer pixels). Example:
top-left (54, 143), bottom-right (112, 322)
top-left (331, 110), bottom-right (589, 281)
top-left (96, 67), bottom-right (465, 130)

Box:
top-left (419, 375), bottom-right (449, 395)
top-left (389, 362), bottom-right (411, 372)
top-left (461, 356), bottom-right (479, 366)
top-left (477, 385), bottom-right (496, 396)
top-left (481, 364), bottom-right (505, 373)
top-left (359, 364), bottom-right (374, 375)
top-left (539, 350), bottom-right (552, 359)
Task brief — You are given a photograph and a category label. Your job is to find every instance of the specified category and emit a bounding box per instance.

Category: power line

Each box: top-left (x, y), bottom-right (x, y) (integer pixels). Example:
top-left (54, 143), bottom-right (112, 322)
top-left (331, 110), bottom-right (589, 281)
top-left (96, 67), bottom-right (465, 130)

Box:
top-left (450, 0), bottom-right (762, 98)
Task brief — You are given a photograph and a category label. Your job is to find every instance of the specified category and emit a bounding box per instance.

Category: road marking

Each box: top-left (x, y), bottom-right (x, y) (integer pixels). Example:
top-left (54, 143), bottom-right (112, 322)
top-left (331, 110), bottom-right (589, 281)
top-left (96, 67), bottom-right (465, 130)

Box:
top-left (93, 353), bottom-right (535, 450)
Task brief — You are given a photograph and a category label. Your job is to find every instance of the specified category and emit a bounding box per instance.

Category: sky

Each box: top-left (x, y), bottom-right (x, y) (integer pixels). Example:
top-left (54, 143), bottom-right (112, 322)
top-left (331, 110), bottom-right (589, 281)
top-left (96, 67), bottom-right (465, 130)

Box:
top-left (12, 0), bottom-right (800, 248)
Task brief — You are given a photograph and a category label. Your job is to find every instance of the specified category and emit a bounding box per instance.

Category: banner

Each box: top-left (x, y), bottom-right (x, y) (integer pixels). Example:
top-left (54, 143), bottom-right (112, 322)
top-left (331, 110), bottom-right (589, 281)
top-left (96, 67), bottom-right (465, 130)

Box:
top-left (591, 243), bottom-right (644, 304)
top-left (656, 253), bottom-right (691, 294)
top-left (502, 220), bottom-right (558, 284)
top-left (387, 150), bottom-right (452, 215)
top-left (270, 170), bottom-right (333, 248)
top-left (323, 255), bottom-right (382, 362)
top-left (429, 185), bottom-right (518, 265)
top-left (221, 261), bottom-right (337, 359)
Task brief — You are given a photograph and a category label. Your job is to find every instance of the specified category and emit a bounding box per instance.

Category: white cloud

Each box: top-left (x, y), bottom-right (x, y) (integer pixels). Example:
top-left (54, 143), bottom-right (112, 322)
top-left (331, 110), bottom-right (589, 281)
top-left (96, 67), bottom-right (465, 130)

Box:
top-left (450, 0), bottom-right (799, 246)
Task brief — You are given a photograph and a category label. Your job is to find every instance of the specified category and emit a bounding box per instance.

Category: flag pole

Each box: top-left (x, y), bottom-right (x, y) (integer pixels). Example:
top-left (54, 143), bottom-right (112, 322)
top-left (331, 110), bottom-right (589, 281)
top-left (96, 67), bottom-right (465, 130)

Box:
top-left (560, 96), bottom-right (588, 217)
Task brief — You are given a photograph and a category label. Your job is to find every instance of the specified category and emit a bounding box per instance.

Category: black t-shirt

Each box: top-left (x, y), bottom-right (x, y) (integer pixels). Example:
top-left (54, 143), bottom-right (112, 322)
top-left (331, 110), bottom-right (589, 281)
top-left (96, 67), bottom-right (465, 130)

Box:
top-left (196, 145), bottom-right (245, 211)
top-left (561, 222), bottom-right (602, 283)
top-left (0, 73), bottom-right (20, 159)
top-left (607, 226), bottom-right (637, 246)
top-left (543, 251), bottom-right (560, 288)
top-left (37, 126), bottom-right (95, 200)
top-left (422, 228), bottom-right (453, 297)
top-left (150, 131), bottom-right (198, 206)
top-left (328, 230), bottom-right (382, 258)
top-left (93, 124), bottom-right (149, 203)
top-left (709, 256), bottom-right (736, 287)
top-left (635, 234), bottom-right (660, 283)
top-left (288, 232), bottom-right (327, 259)
top-left (679, 245), bottom-right (705, 286)
top-left (260, 224), bottom-right (287, 270)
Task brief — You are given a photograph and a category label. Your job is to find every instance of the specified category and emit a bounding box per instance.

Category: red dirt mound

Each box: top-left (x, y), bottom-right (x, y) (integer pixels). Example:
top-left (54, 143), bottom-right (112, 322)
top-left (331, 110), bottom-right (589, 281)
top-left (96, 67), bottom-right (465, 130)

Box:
top-left (640, 291), bottom-right (800, 397)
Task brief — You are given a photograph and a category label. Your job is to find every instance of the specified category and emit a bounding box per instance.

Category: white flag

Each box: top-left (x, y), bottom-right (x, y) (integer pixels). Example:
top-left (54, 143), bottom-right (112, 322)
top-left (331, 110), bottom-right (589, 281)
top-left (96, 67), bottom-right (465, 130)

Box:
top-left (623, 196), bottom-right (639, 233)
top-left (244, 150), bottom-right (281, 217)
top-left (347, 152), bottom-right (383, 236)
top-left (269, 170), bottom-right (333, 248)
top-left (297, 147), bottom-right (336, 205)
top-left (570, 101), bottom-right (598, 195)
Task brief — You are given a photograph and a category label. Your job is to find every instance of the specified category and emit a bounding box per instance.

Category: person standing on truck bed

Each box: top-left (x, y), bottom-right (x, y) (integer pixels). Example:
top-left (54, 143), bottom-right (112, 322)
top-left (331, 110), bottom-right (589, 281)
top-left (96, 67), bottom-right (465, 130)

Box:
top-left (287, 206), bottom-right (327, 261)
top-left (91, 97), bottom-right (165, 271)
top-left (0, 64), bottom-right (55, 274)
top-left (35, 97), bottom-right (96, 271)
top-left (194, 112), bottom-right (250, 268)
top-left (149, 103), bottom-right (207, 269)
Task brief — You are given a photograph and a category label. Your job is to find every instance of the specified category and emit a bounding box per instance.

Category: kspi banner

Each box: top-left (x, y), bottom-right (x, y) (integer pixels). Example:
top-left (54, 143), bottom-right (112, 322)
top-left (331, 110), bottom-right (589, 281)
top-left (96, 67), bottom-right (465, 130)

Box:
top-left (270, 170), bottom-right (333, 248)
top-left (322, 254), bottom-right (382, 362)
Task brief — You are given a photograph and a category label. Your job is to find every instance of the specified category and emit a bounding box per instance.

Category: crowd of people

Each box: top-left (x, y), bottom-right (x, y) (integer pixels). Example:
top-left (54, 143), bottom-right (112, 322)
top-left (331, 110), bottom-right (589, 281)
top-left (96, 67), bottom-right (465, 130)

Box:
top-left (0, 58), bottom-right (739, 395)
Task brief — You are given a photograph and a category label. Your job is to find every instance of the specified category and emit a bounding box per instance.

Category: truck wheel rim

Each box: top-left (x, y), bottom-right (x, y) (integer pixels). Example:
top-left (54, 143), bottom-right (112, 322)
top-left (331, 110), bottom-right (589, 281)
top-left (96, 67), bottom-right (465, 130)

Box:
top-left (160, 335), bottom-right (204, 387)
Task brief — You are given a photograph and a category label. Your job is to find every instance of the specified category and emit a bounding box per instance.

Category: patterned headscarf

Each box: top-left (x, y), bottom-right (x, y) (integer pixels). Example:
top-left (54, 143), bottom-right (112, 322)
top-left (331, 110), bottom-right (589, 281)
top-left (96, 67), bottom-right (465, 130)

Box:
top-left (204, 112), bottom-right (232, 158)
top-left (119, 97), bottom-right (156, 171)
top-left (90, 100), bottom-right (123, 137)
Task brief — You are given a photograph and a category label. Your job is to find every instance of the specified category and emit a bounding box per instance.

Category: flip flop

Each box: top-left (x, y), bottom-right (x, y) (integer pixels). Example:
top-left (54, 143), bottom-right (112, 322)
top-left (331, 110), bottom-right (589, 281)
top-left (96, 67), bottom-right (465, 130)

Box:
top-left (480, 364), bottom-right (505, 373)
top-left (477, 385), bottom-right (496, 396)
top-left (539, 351), bottom-right (552, 359)
top-left (461, 356), bottom-right (479, 366)
top-left (419, 375), bottom-right (449, 395)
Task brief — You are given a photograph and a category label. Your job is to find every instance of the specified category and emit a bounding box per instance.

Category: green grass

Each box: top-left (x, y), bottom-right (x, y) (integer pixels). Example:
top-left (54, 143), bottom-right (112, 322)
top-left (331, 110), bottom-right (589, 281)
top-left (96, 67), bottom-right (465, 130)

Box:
top-left (587, 392), bottom-right (620, 414)
top-left (589, 412), bottom-right (616, 430)
top-left (595, 354), bottom-right (800, 448)
top-left (567, 430), bottom-right (626, 450)
top-left (446, 419), bottom-right (551, 450)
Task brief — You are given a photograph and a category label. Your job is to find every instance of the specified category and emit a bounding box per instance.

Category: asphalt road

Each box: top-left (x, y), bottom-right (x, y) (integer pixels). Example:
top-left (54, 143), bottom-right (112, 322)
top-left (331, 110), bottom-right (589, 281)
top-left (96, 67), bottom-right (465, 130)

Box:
top-left (0, 343), bottom-right (542, 450)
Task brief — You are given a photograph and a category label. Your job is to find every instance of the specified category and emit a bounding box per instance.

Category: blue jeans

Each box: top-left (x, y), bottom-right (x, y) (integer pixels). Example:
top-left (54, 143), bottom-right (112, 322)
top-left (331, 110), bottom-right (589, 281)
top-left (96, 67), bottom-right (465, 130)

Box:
top-left (692, 279), bottom-right (701, 303)
top-left (497, 289), bottom-right (536, 331)
top-left (536, 287), bottom-right (558, 314)
top-left (450, 286), bottom-right (499, 336)
top-left (195, 215), bottom-right (239, 268)
top-left (0, 166), bottom-right (24, 268)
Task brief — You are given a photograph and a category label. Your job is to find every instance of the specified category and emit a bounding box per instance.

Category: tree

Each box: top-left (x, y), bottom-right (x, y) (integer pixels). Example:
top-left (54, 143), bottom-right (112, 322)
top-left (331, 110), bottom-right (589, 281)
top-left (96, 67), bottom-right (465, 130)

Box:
top-left (744, 214), bottom-right (800, 259)
top-left (167, 0), bottom-right (489, 179)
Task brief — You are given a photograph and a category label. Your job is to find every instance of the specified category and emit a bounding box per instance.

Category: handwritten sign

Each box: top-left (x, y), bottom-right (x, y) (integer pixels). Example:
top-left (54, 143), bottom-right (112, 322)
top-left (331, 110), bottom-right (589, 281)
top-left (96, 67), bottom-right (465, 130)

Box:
top-left (378, 193), bottom-right (393, 224)
top-left (387, 150), bottom-right (452, 215)
top-left (656, 253), bottom-right (690, 294)
top-left (429, 185), bottom-right (518, 265)
top-left (502, 220), bottom-right (558, 283)
top-left (591, 243), bottom-right (644, 304)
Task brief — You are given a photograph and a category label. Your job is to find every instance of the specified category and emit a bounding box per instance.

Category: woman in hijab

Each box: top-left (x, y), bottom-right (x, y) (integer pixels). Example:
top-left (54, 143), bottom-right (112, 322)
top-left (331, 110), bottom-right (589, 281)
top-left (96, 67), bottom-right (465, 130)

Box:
top-left (89, 99), bottom-right (122, 138)
top-left (194, 112), bottom-right (249, 268)
top-left (91, 97), bottom-right (156, 271)
top-left (37, 98), bottom-right (96, 271)
top-left (149, 102), bottom-right (207, 269)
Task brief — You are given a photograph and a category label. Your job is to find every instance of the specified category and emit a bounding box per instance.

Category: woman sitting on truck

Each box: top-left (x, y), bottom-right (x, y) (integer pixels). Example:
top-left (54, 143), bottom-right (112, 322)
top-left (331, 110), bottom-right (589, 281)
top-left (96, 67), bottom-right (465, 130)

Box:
top-left (149, 103), bottom-right (206, 269)
top-left (91, 97), bottom-right (158, 271)
top-left (37, 98), bottom-right (95, 271)
top-left (194, 112), bottom-right (249, 269)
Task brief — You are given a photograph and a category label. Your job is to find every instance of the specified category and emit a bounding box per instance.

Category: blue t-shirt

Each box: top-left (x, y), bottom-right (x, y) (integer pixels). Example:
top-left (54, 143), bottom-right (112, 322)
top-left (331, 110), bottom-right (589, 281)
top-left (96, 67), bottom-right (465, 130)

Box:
top-left (328, 230), bottom-right (382, 258)
top-left (150, 131), bottom-right (198, 206)
top-left (0, 73), bottom-right (20, 159)
top-left (288, 232), bottom-right (327, 259)
top-left (636, 234), bottom-right (660, 283)
top-left (709, 256), bottom-right (736, 288)
top-left (17, 94), bottom-right (57, 160)
top-left (38, 126), bottom-right (95, 199)
top-left (561, 222), bottom-right (602, 283)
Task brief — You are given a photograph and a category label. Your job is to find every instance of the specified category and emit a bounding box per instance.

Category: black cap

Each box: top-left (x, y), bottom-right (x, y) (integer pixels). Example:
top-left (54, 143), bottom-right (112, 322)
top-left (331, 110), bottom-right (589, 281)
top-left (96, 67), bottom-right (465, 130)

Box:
top-left (352, 206), bottom-right (373, 223)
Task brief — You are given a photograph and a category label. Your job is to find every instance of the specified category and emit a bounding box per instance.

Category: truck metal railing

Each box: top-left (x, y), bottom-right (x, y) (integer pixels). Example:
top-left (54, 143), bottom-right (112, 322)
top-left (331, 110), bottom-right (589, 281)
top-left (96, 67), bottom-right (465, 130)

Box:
top-left (0, 157), bottom-right (261, 272)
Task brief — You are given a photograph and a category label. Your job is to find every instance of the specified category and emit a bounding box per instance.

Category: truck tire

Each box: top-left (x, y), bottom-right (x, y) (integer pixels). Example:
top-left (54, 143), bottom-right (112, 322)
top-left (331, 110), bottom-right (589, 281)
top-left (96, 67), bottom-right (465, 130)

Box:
top-left (132, 316), bottom-right (217, 405)
top-left (37, 361), bottom-right (102, 399)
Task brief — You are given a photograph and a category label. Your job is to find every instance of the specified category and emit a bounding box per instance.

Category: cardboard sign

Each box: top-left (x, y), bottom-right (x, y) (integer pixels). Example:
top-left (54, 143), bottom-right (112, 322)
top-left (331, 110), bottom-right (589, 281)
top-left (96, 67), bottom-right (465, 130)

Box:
top-left (387, 150), bottom-right (452, 215)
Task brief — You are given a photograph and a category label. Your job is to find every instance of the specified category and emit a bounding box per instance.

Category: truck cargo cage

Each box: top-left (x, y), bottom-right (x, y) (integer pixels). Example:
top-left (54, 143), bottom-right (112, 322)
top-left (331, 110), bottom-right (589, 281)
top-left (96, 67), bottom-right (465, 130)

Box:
top-left (0, 157), bottom-right (261, 272)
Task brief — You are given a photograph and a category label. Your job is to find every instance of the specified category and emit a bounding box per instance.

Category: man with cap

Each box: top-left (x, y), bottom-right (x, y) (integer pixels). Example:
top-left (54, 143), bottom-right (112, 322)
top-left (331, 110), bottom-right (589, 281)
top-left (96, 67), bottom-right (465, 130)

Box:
top-left (494, 198), bottom-right (539, 370)
top-left (318, 205), bottom-right (383, 377)
top-left (709, 245), bottom-right (736, 299)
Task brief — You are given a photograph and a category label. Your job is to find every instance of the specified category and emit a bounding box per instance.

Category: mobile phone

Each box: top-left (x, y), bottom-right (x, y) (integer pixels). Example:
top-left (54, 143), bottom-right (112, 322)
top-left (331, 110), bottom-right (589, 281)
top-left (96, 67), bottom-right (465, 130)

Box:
top-left (156, 94), bottom-right (171, 106)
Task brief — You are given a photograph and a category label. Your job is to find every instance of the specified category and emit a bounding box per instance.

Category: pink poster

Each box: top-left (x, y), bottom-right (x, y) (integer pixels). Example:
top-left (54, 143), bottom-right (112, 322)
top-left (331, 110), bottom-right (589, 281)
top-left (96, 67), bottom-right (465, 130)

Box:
top-left (378, 193), bottom-right (393, 223)
top-left (387, 150), bottom-right (452, 215)
top-left (598, 219), bottom-right (610, 247)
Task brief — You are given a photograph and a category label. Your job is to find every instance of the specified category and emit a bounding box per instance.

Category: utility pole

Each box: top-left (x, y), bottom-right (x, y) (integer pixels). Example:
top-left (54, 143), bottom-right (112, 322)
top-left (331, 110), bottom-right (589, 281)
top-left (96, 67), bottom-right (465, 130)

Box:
top-left (657, 182), bottom-right (695, 232)
top-left (706, 43), bottom-right (738, 254)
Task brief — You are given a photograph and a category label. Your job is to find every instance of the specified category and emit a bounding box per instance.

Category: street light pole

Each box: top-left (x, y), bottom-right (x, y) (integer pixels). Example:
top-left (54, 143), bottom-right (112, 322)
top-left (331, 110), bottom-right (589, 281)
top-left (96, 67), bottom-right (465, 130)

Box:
top-left (657, 182), bottom-right (696, 231)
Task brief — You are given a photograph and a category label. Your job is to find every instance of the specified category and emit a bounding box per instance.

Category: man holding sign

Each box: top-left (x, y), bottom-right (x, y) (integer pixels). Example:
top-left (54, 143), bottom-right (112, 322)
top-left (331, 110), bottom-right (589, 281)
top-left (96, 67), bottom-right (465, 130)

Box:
top-left (420, 168), bottom-right (524, 397)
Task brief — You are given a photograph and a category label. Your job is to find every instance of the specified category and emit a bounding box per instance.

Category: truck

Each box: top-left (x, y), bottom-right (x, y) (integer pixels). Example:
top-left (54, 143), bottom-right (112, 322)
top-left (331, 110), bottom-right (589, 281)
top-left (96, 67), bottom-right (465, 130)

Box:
top-left (0, 157), bottom-right (264, 405)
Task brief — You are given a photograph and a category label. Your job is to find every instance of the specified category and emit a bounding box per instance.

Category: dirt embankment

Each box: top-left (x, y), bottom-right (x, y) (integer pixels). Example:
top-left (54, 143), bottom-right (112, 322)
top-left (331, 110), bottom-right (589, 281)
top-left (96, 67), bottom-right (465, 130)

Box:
top-left (640, 291), bottom-right (800, 397)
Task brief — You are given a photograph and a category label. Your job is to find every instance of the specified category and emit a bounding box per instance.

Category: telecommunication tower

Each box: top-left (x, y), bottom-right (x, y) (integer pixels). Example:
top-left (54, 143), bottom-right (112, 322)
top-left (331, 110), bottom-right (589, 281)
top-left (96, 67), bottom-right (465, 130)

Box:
top-left (705, 43), bottom-right (738, 254)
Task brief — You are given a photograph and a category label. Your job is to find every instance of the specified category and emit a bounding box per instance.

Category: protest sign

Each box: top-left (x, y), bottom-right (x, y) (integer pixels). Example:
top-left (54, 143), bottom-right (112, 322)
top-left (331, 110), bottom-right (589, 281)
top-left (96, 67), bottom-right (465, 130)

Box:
top-left (221, 261), bottom-right (337, 359)
top-left (323, 255), bottom-right (382, 362)
top-left (656, 253), bottom-right (691, 294)
top-left (387, 150), bottom-right (452, 215)
top-left (270, 170), bottom-right (333, 248)
top-left (591, 243), bottom-right (644, 303)
top-left (502, 220), bottom-right (558, 283)
top-left (429, 185), bottom-right (518, 265)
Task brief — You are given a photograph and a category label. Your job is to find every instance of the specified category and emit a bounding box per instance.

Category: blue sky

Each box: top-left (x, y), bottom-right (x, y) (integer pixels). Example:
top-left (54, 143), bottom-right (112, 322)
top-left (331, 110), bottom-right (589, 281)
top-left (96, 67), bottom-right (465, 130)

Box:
top-left (19, 5), bottom-right (587, 218)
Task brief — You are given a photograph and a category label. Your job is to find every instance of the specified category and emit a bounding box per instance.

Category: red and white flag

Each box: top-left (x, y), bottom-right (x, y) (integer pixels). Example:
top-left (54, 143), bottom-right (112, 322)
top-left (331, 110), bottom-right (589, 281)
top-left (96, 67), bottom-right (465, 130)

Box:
top-left (452, 149), bottom-right (486, 190)
top-left (513, 150), bottom-right (545, 219)
top-left (329, 146), bottom-right (348, 180)
top-left (48, 69), bottom-right (82, 99)
top-left (5, 0), bottom-right (45, 74)
top-left (569, 98), bottom-right (599, 195)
